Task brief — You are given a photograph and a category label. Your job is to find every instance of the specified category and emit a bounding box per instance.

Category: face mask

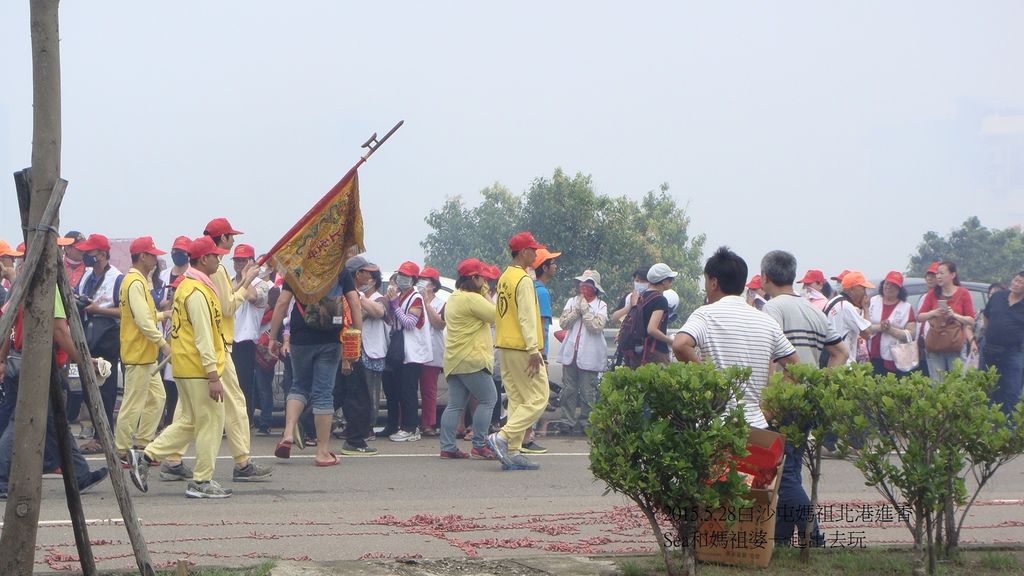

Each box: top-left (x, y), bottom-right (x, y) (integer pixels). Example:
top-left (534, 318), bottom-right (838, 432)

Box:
top-left (83, 254), bottom-right (98, 267)
top-left (361, 283), bottom-right (375, 294)
top-left (171, 251), bottom-right (189, 267)
top-left (395, 275), bottom-right (413, 290)
top-left (580, 284), bottom-right (597, 300)
top-left (259, 265), bottom-right (273, 279)
top-left (634, 282), bottom-right (649, 292)
top-left (416, 279), bottom-right (429, 290)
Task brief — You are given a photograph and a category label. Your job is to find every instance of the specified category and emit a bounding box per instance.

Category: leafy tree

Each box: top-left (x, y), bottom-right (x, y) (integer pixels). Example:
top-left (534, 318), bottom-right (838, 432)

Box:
top-left (761, 364), bottom-right (838, 561)
top-left (589, 362), bottom-right (753, 576)
top-left (907, 217), bottom-right (1024, 283)
top-left (830, 366), bottom-right (1024, 576)
top-left (421, 169), bottom-right (706, 319)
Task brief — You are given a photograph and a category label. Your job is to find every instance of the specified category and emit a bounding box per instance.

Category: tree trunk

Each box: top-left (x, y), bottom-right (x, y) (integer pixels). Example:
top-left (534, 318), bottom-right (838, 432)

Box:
top-left (0, 1), bottom-right (62, 574)
top-left (637, 502), bottom-right (679, 576)
top-left (801, 444), bottom-right (821, 563)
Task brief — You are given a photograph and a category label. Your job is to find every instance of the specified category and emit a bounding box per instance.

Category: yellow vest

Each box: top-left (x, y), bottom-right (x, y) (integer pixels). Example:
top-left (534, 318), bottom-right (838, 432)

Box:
top-left (494, 266), bottom-right (544, 351)
top-left (171, 277), bottom-right (226, 379)
top-left (119, 269), bottom-right (159, 365)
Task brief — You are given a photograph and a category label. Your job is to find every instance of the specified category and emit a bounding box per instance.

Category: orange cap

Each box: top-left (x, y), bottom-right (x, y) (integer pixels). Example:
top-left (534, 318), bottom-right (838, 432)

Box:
top-left (841, 271), bottom-right (875, 291)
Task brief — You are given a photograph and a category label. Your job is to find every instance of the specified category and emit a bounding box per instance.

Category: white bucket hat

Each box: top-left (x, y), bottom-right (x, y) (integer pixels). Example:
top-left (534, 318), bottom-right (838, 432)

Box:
top-left (574, 270), bottom-right (604, 294)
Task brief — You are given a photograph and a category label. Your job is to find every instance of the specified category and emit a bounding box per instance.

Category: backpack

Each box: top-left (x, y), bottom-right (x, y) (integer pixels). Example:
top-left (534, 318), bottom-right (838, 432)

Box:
top-left (295, 284), bottom-right (348, 331)
top-left (818, 294), bottom-right (849, 368)
top-left (615, 291), bottom-right (660, 363)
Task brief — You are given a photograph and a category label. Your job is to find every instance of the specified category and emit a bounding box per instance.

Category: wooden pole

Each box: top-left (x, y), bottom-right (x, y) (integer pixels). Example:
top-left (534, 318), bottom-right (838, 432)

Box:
top-left (10, 172), bottom-right (96, 575)
top-left (49, 357), bottom-right (96, 574)
top-left (55, 259), bottom-right (156, 576)
top-left (0, 1), bottom-right (63, 573)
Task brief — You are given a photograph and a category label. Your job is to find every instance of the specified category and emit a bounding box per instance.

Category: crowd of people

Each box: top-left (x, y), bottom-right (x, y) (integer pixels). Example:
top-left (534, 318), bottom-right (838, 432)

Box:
top-left (1, 224), bottom-right (1022, 547)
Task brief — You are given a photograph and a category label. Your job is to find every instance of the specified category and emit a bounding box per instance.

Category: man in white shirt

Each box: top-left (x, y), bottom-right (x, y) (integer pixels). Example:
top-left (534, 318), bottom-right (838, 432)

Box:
top-left (673, 246), bottom-right (798, 430)
top-left (823, 272), bottom-right (874, 366)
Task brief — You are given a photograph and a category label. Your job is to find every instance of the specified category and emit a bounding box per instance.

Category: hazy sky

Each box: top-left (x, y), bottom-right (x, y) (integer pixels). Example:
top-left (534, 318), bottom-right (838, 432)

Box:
top-left (2, 1), bottom-right (1022, 284)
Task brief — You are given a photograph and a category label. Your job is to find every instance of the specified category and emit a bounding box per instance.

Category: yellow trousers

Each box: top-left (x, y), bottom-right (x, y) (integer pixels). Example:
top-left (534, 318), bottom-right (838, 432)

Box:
top-left (145, 378), bottom-right (225, 483)
top-left (165, 347), bottom-right (251, 466)
top-left (114, 363), bottom-right (166, 454)
top-left (498, 349), bottom-right (549, 453)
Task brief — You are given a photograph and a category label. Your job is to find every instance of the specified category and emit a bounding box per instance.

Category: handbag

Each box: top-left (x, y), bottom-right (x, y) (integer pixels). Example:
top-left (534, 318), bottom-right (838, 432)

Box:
top-left (384, 295), bottom-right (413, 368)
top-left (925, 316), bottom-right (964, 354)
top-left (890, 330), bottom-right (919, 372)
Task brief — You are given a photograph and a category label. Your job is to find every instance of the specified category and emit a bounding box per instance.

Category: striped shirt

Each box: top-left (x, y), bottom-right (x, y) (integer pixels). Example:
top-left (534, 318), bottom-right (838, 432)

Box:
top-left (763, 292), bottom-right (842, 366)
top-left (680, 295), bottom-right (796, 428)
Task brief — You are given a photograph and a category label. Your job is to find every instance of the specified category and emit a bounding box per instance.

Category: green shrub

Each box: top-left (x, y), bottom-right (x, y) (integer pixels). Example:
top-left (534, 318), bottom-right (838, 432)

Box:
top-left (589, 362), bottom-right (753, 576)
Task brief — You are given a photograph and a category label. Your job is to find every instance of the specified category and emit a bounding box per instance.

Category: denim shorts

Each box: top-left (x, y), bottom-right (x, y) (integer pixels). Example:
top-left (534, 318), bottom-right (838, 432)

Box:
top-left (288, 342), bottom-right (341, 415)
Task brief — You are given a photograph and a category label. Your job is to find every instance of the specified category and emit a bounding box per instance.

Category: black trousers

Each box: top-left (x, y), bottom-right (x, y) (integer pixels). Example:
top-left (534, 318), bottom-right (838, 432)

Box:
top-left (333, 360), bottom-right (371, 445)
top-left (398, 362), bottom-right (422, 432)
top-left (87, 341), bottom-right (120, 440)
top-left (382, 367), bottom-right (400, 433)
top-left (232, 340), bottom-right (258, 421)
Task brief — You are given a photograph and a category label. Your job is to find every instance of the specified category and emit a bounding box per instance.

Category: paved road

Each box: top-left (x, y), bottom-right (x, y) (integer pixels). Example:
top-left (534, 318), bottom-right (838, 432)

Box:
top-left (8, 435), bottom-right (1024, 572)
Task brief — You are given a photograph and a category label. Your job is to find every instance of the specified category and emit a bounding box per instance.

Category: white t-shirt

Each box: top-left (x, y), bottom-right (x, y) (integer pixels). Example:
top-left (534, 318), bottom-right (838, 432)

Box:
top-left (79, 264), bottom-right (123, 318)
top-left (680, 295), bottom-right (797, 429)
top-left (234, 277), bottom-right (271, 343)
top-left (825, 296), bottom-right (871, 365)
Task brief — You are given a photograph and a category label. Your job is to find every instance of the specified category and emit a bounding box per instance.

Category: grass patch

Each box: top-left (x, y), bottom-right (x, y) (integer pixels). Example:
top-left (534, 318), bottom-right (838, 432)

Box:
top-left (156, 560), bottom-right (274, 576)
top-left (612, 548), bottom-right (1024, 575)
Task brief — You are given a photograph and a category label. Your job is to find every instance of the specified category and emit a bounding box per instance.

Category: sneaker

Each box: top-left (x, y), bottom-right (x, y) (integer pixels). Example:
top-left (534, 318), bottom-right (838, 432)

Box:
top-left (232, 461), bottom-right (273, 482)
top-left (471, 446), bottom-right (498, 460)
top-left (159, 461), bottom-right (194, 482)
top-left (185, 479), bottom-right (232, 499)
top-left (42, 467), bottom-right (63, 479)
top-left (77, 425), bottom-right (95, 440)
top-left (520, 441), bottom-right (548, 454)
top-left (126, 449), bottom-right (150, 493)
top-left (366, 433), bottom-right (376, 442)
top-left (255, 427), bottom-right (272, 436)
top-left (502, 453), bottom-right (540, 471)
top-left (420, 427), bottom-right (439, 437)
top-left (340, 442), bottom-right (378, 456)
top-left (486, 433), bottom-right (514, 467)
top-left (78, 467), bottom-right (108, 494)
top-left (439, 449), bottom-right (469, 459)
top-left (389, 429), bottom-right (421, 442)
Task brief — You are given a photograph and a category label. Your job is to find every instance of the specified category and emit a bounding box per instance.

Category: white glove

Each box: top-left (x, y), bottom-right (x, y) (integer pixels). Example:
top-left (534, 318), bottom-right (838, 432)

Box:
top-left (94, 357), bottom-right (112, 379)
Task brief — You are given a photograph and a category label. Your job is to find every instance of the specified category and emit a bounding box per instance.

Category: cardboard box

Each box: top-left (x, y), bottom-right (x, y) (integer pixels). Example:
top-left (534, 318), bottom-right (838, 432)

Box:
top-left (694, 427), bottom-right (786, 568)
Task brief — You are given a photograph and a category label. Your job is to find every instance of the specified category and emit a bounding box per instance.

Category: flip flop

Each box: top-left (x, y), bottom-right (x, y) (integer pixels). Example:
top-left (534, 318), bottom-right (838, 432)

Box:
top-left (274, 439), bottom-right (293, 459)
top-left (314, 452), bottom-right (340, 467)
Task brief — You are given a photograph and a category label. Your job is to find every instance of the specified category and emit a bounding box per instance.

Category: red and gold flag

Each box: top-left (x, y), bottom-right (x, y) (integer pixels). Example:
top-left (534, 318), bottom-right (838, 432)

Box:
top-left (263, 167), bottom-right (364, 305)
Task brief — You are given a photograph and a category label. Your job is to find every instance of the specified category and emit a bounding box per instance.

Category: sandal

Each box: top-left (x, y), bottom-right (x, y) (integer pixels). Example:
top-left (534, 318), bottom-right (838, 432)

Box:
top-left (274, 439), bottom-right (293, 459)
top-left (315, 452), bottom-right (340, 467)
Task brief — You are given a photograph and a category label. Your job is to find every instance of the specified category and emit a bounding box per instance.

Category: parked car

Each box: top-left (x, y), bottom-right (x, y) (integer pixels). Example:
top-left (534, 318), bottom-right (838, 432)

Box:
top-left (870, 277), bottom-right (991, 314)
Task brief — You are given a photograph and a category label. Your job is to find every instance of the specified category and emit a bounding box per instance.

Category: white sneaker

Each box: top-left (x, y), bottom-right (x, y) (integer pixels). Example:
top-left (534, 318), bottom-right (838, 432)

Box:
top-left (388, 429), bottom-right (421, 442)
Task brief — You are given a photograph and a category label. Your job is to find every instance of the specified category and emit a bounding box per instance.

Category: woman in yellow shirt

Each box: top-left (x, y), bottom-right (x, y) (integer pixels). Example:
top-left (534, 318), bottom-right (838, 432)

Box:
top-left (437, 259), bottom-right (498, 460)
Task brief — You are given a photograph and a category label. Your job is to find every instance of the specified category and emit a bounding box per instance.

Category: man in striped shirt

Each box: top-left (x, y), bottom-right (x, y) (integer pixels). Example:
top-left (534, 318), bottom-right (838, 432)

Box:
top-left (672, 246), bottom-right (798, 430)
top-left (760, 250), bottom-right (848, 548)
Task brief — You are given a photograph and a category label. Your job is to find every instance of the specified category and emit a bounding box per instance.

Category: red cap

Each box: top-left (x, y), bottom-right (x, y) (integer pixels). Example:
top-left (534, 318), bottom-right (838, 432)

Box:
top-left (745, 275), bottom-right (763, 290)
top-left (456, 258), bottom-right (485, 277)
top-left (831, 269), bottom-right (851, 282)
top-left (799, 269), bottom-right (826, 285)
top-left (480, 264), bottom-right (501, 281)
top-left (420, 266), bottom-right (441, 281)
top-left (926, 262), bottom-right (940, 275)
top-left (129, 236), bottom-right (166, 256)
top-left (508, 232), bottom-right (543, 252)
top-left (188, 236), bottom-right (229, 259)
top-left (76, 234), bottom-right (111, 252)
top-left (396, 261), bottom-right (420, 277)
top-left (204, 217), bottom-right (243, 237)
top-left (884, 271), bottom-right (904, 287)
top-left (233, 244), bottom-right (256, 259)
top-left (16, 242), bottom-right (25, 254)
top-left (172, 235), bottom-right (192, 251)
